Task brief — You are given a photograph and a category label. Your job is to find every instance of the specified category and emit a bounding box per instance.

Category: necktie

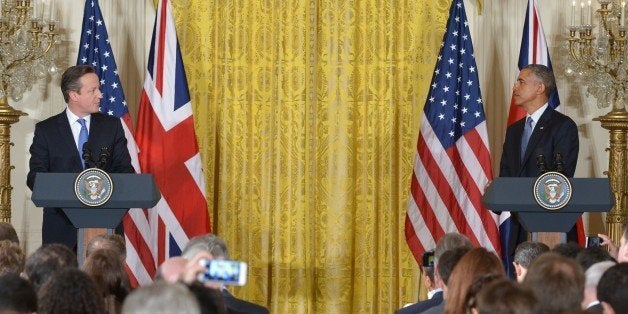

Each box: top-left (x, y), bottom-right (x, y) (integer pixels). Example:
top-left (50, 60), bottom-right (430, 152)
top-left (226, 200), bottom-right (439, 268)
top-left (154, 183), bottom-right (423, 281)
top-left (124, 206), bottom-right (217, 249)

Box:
top-left (520, 116), bottom-right (533, 162)
top-left (77, 118), bottom-right (89, 168)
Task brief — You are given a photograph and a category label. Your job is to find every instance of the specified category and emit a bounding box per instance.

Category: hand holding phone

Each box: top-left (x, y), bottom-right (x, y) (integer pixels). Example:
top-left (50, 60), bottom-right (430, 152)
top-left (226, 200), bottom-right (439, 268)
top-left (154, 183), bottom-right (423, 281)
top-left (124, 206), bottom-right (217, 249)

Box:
top-left (586, 235), bottom-right (601, 248)
top-left (198, 259), bottom-right (247, 286)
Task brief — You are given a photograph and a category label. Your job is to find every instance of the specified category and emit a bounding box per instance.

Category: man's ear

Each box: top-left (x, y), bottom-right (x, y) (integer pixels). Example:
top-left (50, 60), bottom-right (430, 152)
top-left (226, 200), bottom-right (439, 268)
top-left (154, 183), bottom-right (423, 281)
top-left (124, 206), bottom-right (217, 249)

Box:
top-left (513, 262), bottom-right (522, 277)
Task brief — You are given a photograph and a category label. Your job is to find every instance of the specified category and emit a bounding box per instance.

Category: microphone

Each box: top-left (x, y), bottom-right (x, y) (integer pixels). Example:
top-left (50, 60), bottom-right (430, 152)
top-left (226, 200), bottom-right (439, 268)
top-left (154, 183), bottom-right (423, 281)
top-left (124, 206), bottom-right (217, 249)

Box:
top-left (97, 146), bottom-right (111, 169)
top-left (82, 142), bottom-right (94, 168)
top-left (535, 149), bottom-right (547, 174)
top-left (554, 152), bottom-right (564, 174)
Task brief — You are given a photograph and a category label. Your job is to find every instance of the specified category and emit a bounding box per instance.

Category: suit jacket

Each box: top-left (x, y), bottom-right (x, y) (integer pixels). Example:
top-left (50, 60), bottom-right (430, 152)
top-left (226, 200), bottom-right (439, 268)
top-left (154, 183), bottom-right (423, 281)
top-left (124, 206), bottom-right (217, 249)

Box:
top-left (222, 290), bottom-right (269, 314)
top-left (396, 291), bottom-right (443, 314)
top-left (27, 111), bottom-right (134, 248)
top-left (498, 107), bottom-right (579, 277)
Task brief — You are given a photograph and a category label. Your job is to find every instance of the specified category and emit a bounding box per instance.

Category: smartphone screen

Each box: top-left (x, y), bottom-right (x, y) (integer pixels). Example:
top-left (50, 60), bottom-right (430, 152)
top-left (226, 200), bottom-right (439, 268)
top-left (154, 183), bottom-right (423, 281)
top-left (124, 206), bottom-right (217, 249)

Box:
top-left (586, 235), bottom-right (600, 248)
top-left (198, 259), bottom-right (247, 286)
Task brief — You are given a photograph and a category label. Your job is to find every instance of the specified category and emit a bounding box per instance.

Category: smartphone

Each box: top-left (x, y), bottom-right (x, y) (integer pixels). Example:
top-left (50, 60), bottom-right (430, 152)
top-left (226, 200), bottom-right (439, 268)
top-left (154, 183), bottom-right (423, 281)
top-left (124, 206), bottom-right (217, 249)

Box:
top-left (198, 259), bottom-right (247, 286)
top-left (422, 251), bottom-right (435, 267)
top-left (586, 235), bottom-right (601, 248)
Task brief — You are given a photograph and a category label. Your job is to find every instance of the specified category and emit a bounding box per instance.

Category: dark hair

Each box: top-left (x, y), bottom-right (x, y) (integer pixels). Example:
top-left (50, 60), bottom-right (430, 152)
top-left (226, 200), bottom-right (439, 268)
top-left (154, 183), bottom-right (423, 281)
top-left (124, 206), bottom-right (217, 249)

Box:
top-left (514, 241), bottom-right (549, 268)
top-left (0, 273), bottom-right (37, 312)
top-left (86, 233), bottom-right (126, 259)
top-left (61, 65), bottom-right (96, 103)
top-left (551, 242), bottom-right (584, 259)
top-left (521, 64), bottom-right (555, 98)
top-left (576, 246), bottom-right (616, 271)
top-left (475, 278), bottom-right (538, 314)
top-left (0, 222), bottom-right (19, 244)
top-left (522, 252), bottom-right (584, 313)
top-left (82, 248), bottom-right (130, 303)
top-left (597, 263), bottom-right (628, 313)
top-left (0, 240), bottom-right (25, 276)
top-left (437, 247), bottom-right (471, 285)
top-left (38, 268), bottom-right (105, 314)
top-left (24, 243), bottom-right (77, 292)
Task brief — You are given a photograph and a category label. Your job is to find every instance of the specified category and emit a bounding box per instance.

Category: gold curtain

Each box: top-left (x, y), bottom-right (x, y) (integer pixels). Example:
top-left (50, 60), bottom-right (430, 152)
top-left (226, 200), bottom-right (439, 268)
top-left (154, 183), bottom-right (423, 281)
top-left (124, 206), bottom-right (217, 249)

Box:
top-left (170, 0), bottom-right (450, 312)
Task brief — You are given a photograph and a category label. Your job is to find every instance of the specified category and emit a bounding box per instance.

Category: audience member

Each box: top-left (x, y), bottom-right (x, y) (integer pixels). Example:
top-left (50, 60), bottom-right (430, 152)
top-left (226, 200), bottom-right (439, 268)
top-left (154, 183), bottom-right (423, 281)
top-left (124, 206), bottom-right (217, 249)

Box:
top-left (576, 246), bottom-right (616, 271)
top-left (0, 239), bottom-right (25, 276)
top-left (82, 248), bottom-right (131, 314)
top-left (0, 273), bottom-right (37, 313)
top-left (597, 262), bottom-right (628, 314)
top-left (420, 247), bottom-right (471, 314)
top-left (599, 222), bottom-right (628, 263)
top-left (443, 248), bottom-right (505, 314)
top-left (187, 282), bottom-right (229, 314)
top-left (156, 256), bottom-right (189, 283)
top-left (512, 241), bottom-right (549, 282)
top-left (0, 222), bottom-right (19, 244)
top-left (522, 252), bottom-right (584, 313)
top-left (182, 233), bottom-right (269, 314)
top-left (397, 233), bottom-right (473, 314)
top-left (86, 233), bottom-right (126, 260)
top-left (552, 241), bottom-right (584, 259)
top-left (122, 281), bottom-right (200, 314)
top-left (38, 268), bottom-right (105, 314)
top-left (464, 273), bottom-right (502, 314)
top-left (24, 243), bottom-right (77, 292)
top-left (582, 261), bottom-right (615, 314)
top-left (473, 278), bottom-right (538, 314)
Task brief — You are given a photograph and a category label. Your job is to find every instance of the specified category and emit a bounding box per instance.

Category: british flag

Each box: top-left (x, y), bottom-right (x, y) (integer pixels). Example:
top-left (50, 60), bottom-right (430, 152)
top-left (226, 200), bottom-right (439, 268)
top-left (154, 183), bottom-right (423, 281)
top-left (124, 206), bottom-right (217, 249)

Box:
top-left (77, 0), bottom-right (211, 286)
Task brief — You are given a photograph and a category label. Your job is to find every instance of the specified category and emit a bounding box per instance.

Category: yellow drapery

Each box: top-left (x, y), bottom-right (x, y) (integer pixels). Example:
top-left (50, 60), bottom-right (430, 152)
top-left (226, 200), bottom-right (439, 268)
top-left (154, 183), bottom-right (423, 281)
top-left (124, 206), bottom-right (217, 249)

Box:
top-left (169, 0), bottom-right (450, 312)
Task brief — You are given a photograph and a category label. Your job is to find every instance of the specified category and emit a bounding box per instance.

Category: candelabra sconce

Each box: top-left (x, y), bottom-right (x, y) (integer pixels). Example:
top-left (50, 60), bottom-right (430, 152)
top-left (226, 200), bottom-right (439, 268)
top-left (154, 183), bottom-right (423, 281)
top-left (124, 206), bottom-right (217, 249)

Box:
top-left (566, 0), bottom-right (627, 247)
top-left (0, 0), bottom-right (60, 223)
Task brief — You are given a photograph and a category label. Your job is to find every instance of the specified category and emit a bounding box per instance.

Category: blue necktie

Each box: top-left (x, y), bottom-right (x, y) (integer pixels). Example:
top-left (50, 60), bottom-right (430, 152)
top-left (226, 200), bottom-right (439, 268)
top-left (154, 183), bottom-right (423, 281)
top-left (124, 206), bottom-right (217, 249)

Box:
top-left (520, 116), bottom-right (533, 162)
top-left (77, 118), bottom-right (89, 168)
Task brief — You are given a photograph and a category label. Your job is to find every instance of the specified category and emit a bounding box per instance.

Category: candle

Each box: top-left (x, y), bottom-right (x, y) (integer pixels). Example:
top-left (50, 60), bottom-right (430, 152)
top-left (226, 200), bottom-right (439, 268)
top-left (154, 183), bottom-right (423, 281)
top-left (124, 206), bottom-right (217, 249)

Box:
top-left (581, 2), bottom-right (585, 26)
top-left (622, 1), bottom-right (626, 27)
top-left (572, 1), bottom-right (576, 26)
top-left (32, 0), bottom-right (39, 20)
top-left (588, 1), bottom-right (592, 25)
top-left (49, 0), bottom-right (56, 21)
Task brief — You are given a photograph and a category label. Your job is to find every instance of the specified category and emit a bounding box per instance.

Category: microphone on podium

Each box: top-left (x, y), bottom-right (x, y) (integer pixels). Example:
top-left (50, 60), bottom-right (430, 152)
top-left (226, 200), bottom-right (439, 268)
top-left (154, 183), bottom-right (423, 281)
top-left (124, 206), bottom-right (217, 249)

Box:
top-left (535, 149), bottom-right (547, 174)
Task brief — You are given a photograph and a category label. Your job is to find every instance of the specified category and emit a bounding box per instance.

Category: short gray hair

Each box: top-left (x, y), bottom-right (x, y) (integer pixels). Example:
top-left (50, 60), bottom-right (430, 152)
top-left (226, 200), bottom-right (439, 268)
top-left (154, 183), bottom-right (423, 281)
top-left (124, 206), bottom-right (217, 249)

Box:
top-left (181, 234), bottom-right (229, 260)
top-left (514, 241), bottom-right (549, 268)
top-left (122, 282), bottom-right (199, 314)
top-left (434, 233), bottom-right (473, 264)
top-left (522, 64), bottom-right (555, 98)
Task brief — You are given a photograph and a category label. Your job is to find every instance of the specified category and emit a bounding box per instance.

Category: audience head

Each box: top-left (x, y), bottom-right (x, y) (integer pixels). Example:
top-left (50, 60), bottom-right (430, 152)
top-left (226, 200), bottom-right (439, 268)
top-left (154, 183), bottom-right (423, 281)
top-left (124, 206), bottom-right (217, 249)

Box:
top-left (122, 281), bottom-right (200, 314)
top-left (82, 248), bottom-right (131, 306)
top-left (576, 246), bottom-right (615, 271)
top-left (444, 247), bottom-right (504, 314)
top-left (0, 239), bottom-right (25, 276)
top-left (513, 241), bottom-right (549, 282)
top-left (38, 268), bottom-right (105, 314)
top-left (182, 233), bottom-right (229, 260)
top-left (24, 243), bottom-right (77, 292)
top-left (434, 233), bottom-right (473, 264)
top-left (156, 256), bottom-right (188, 283)
top-left (187, 282), bottom-right (229, 314)
top-left (522, 252), bottom-right (584, 313)
top-left (464, 273), bottom-right (502, 313)
top-left (552, 242), bottom-right (584, 259)
top-left (597, 262), bottom-right (628, 314)
top-left (582, 261), bottom-right (616, 309)
top-left (437, 247), bottom-right (471, 289)
top-left (0, 273), bottom-right (37, 313)
top-left (86, 233), bottom-right (126, 260)
top-left (520, 64), bottom-right (556, 98)
top-left (473, 278), bottom-right (538, 314)
top-left (0, 222), bottom-right (18, 244)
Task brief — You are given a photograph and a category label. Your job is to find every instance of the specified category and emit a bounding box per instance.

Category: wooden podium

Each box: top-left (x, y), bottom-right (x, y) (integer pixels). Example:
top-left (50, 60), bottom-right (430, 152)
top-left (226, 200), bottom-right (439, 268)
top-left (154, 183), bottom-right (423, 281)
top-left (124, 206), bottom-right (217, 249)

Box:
top-left (483, 177), bottom-right (613, 247)
top-left (31, 172), bottom-right (160, 265)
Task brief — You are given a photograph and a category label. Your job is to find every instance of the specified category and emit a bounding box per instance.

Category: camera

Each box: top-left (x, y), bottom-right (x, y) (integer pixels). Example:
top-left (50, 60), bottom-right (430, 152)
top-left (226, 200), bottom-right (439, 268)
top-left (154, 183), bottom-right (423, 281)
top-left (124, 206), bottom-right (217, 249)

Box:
top-left (422, 251), bottom-right (434, 267)
top-left (198, 259), bottom-right (248, 286)
top-left (586, 235), bottom-right (601, 248)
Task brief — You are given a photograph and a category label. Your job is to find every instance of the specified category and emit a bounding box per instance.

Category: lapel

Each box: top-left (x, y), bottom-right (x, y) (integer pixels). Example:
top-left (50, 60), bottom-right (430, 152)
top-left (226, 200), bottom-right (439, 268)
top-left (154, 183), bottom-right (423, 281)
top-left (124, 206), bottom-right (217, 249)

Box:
top-left (55, 110), bottom-right (80, 158)
top-left (520, 108), bottom-right (554, 173)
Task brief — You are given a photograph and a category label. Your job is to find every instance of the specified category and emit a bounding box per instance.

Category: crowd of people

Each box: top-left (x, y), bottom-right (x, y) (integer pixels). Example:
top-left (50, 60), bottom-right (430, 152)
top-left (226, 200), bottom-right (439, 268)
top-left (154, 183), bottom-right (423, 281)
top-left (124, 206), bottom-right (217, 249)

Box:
top-left (397, 223), bottom-right (628, 314)
top-left (0, 222), bottom-right (268, 314)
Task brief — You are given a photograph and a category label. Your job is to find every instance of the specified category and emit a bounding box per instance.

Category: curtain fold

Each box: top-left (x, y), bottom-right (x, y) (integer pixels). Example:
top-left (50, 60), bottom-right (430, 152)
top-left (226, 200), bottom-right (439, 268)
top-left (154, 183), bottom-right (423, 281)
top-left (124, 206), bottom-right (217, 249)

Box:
top-left (171, 0), bottom-right (450, 312)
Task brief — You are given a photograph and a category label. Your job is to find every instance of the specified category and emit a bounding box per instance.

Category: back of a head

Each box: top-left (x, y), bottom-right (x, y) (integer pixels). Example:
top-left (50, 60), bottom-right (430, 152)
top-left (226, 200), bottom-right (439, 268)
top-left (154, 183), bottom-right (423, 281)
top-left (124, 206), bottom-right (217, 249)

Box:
top-left (0, 239), bottom-right (25, 276)
top-left (122, 282), bottom-right (200, 314)
top-left (182, 233), bottom-right (229, 260)
top-left (444, 248), bottom-right (504, 314)
top-left (513, 241), bottom-right (549, 268)
top-left (434, 233), bottom-right (473, 263)
top-left (552, 242), bottom-right (584, 259)
top-left (25, 243), bottom-right (77, 292)
top-left (522, 252), bottom-right (584, 313)
top-left (0, 222), bottom-right (18, 244)
top-left (584, 261), bottom-right (615, 289)
top-left (38, 268), bottom-right (105, 314)
top-left (597, 262), bottom-right (628, 313)
top-left (576, 246), bottom-right (615, 271)
top-left (437, 247), bottom-right (471, 285)
top-left (82, 248), bottom-right (130, 301)
top-left (86, 234), bottom-right (126, 259)
top-left (0, 273), bottom-right (37, 313)
top-left (475, 278), bottom-right (537, 314)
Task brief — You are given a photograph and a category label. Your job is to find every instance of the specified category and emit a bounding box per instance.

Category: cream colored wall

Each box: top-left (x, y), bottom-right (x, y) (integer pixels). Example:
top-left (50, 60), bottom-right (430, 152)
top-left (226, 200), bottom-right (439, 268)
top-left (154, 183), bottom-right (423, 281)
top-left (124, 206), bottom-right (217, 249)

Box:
top-left (10, 0), bottom-right (611, 254)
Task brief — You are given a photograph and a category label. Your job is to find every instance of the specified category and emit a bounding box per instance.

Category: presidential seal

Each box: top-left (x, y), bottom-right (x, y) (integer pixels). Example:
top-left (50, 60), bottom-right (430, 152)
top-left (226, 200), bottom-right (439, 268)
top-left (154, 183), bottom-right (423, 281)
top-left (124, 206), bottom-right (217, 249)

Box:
top-left (533, 171), bottom-right (572, 210)
top-left (74, 168), bottom-right (113, 207)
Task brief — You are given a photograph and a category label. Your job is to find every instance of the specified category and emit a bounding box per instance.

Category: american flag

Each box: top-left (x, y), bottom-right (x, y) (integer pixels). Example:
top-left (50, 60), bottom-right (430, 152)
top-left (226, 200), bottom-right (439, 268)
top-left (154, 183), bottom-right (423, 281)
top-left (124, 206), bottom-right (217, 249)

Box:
top-left (404, 0), bottom-right (500, 263)
top-left (500, 0), bottom-right (584, 275)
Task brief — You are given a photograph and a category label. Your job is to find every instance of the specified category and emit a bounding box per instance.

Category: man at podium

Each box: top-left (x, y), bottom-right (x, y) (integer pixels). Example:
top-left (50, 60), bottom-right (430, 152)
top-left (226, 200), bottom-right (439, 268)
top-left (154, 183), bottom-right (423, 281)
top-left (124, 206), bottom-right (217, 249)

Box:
top-left (26, 65), bottom-right (134, 249)
top-left (498, 64), bottom-right (579, 277)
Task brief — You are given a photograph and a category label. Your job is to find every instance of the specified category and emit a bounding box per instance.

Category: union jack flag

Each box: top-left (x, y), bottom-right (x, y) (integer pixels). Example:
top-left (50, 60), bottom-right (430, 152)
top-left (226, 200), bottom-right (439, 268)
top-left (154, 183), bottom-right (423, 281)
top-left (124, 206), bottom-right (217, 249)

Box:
top-left (405, 0), bottom-right (500, 263)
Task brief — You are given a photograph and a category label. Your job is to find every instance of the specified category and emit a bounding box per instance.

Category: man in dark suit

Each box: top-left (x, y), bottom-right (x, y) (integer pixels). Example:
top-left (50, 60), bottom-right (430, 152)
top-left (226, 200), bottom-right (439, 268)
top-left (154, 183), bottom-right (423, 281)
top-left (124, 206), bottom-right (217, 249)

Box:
top-left (27, 65), bottom-right (134, 249)
top-left (499, 64), bottom-right (579, 277)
